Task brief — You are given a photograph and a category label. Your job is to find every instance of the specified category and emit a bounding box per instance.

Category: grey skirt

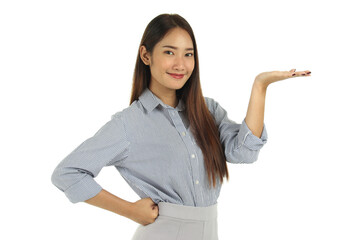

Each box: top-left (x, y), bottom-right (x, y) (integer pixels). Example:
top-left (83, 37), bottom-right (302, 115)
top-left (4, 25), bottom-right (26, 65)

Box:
top-left (131, 201), bottom-right (218, 240)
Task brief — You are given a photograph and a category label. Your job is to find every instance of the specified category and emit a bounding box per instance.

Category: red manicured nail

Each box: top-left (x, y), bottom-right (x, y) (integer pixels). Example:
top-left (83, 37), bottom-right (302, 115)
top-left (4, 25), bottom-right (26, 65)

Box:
top-left (292, 73), bottom-right (296, 76)
top-left (307, 72), bottom-right (311, 74)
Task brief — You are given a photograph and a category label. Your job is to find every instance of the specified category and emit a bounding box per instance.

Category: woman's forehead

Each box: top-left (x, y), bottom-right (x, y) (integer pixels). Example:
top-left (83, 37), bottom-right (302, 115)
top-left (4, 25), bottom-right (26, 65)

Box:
top-left (158, 28), bottom-right (194, 49)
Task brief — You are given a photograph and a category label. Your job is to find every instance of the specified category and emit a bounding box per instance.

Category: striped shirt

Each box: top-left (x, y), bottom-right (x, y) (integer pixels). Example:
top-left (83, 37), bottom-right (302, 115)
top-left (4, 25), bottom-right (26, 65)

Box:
top-left (51, 87), bottom-right (268, 207)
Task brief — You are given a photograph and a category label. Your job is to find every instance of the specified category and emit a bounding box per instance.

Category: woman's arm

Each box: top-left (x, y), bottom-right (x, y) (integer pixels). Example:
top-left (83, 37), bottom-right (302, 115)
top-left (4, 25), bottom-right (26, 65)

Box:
top-left (245, 69), bottom-right (311, 137)
top-left (244, 81), bottom-right (267, 138)
top-left (85, 189), bottom-right (133, 217)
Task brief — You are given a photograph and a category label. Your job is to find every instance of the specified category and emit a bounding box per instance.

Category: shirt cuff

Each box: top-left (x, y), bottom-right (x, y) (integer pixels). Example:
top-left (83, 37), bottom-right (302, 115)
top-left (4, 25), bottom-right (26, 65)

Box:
top-left (238, 118), bottom-right (268, 151)
top-left (64, 174), bottom-right (103, 203)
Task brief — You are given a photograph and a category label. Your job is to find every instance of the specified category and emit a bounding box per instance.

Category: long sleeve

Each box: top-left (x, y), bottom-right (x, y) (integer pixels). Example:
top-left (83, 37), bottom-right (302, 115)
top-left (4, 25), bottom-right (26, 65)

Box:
top-left (51, 113), bottom-right (130, 203)
top-left (205, 97), bottom-right (268, 164)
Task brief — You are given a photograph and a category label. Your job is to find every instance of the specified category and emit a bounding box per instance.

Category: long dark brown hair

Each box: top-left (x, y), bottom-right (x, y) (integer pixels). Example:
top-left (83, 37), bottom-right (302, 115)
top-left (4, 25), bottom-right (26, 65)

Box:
top-left (130, 13), bottom-right (229, 188)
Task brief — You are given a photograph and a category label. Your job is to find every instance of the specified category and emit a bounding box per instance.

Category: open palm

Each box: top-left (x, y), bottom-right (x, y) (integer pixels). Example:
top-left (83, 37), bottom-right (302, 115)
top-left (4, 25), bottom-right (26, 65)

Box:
top-left (255, 69), bottom-right (311, 88)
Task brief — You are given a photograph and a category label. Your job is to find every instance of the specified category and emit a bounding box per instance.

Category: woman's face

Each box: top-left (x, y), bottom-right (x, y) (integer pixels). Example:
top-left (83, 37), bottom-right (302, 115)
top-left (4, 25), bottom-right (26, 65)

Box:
top-left (141, 28), bottom-right (195, 94)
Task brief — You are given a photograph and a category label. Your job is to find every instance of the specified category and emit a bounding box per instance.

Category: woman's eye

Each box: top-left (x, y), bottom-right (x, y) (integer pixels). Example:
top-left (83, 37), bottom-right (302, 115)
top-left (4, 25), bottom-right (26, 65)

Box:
top-left (185, 53), bottom-right (194, 57)
top-left (165, 51), bottom-right (174, 55)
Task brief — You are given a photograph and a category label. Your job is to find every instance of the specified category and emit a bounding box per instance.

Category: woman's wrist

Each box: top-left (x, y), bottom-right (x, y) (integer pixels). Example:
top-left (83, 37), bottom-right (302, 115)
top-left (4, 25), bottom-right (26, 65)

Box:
top-left (253, 78), bottom-right (269, 92)
top-left (124, 202), bottom-right (136, 219)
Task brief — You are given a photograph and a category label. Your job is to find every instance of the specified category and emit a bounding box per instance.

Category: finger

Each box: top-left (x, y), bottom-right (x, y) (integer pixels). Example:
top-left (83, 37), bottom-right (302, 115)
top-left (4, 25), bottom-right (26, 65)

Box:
top-left (288, 69), bottom-right (297, 77)
top-left (292, 69), bottom-right (310, 77)
top-left (301, 70), bottom-right (311, 76)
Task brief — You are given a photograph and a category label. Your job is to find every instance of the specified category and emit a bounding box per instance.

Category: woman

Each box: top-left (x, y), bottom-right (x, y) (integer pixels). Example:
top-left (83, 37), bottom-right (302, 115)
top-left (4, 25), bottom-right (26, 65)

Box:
top-left (51, 13), bottom-right (311, 240)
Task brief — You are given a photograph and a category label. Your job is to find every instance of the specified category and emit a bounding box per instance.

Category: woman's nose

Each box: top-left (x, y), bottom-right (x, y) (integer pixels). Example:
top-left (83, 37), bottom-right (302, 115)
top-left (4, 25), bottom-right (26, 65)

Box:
top-left (173, 56), bottom-right (185, 71)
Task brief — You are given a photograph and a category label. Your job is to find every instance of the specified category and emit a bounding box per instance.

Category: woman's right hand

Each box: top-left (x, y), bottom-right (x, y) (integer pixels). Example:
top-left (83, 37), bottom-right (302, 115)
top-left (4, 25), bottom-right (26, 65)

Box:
top-left (129, 197), bottom-right (159, 226)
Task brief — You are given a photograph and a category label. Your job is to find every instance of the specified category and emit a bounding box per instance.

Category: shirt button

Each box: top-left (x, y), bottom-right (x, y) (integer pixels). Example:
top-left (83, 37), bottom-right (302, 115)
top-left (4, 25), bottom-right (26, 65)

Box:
top-left (191, 154), bottom-right (195, 158)
top-left (195, 180), bottom-right (199, 184)
top-left (181, 132), bottom-right (186, 136)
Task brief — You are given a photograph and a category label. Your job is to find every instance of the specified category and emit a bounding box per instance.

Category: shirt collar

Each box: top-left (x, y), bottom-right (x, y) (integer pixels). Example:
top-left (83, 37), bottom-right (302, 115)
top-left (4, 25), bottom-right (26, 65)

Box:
top-left (139, 87), bottom-right (185, 113)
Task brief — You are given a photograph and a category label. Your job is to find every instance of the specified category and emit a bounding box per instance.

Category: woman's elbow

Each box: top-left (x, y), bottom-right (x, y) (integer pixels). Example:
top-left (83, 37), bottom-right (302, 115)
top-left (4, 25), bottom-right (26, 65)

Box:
top-left (51, 167), bottom-right (65, 191)
top-left (226, 149), bottom-right (260, 164)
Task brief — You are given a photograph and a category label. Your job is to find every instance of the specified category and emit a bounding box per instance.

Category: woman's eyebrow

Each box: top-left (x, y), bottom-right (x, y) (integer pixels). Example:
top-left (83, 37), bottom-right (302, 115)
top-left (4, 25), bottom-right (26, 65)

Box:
top-left (162, 45), bottom-right (194, 51)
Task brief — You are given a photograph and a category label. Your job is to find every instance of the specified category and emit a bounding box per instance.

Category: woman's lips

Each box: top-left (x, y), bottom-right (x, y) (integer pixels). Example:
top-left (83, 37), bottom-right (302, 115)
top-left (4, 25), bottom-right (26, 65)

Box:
top-left (168, 73), bottom-right (185, 79)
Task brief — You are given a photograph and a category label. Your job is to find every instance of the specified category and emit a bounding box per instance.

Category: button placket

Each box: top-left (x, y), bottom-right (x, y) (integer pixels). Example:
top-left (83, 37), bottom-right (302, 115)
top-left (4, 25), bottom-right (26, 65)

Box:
top-left (168, 108), bottom-right (202, 203)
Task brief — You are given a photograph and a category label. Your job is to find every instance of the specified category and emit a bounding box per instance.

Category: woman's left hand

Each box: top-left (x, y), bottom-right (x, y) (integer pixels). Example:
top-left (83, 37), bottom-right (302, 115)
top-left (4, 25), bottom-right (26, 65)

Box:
top-left (254, 69), bottom-right (311, 88)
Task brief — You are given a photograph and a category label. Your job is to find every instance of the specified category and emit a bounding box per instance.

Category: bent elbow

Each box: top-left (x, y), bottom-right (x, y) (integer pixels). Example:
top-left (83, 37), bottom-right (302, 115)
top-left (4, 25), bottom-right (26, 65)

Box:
top-left (241, 152), bottom-right (259, 163)
top-left (226, 148), bottom-right (260, 164)
top-left (51, 167), bottom-right (65, 191)
top-left (241, 150), bottom-right (260, 163)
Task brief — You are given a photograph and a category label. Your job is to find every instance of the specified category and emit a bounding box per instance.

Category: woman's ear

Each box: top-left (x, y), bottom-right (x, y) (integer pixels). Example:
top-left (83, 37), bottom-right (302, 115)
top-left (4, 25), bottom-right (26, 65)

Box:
top-left (140, 45), bottom-right (151, 65)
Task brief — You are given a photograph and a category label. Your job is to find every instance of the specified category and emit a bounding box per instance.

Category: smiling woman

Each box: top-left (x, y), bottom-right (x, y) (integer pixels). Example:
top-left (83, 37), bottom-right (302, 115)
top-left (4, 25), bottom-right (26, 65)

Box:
top-left (51, 12), bottom-right (310, 240)
top-left (51, 13), bottom-right (269, 240)
top-left (139, 27), bottom-right (195, 106)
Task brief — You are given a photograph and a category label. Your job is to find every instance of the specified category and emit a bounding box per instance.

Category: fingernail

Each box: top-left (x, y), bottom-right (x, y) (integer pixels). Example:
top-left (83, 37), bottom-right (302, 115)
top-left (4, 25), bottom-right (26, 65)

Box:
top-left (307, 72), bottom-right (311, 74)
top-left (301, 74), bottom-right (306, 76)
top-left (292, 73), bottom-right (296, 76)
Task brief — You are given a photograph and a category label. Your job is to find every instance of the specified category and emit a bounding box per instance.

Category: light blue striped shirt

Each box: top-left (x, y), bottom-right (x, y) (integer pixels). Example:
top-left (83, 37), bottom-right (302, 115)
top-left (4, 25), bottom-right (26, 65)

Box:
top-left (51, 87), bottom-right (268, 207)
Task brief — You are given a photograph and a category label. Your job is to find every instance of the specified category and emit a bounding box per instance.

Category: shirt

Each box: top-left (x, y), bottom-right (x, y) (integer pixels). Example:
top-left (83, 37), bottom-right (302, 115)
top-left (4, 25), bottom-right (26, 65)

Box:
top-left (51, 87), bottom-right (268, 207)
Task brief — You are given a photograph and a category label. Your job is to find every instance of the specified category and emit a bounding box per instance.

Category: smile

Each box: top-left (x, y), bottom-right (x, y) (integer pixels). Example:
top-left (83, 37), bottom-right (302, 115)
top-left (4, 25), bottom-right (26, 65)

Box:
top-left (168, 73), bottom-right (185, 79)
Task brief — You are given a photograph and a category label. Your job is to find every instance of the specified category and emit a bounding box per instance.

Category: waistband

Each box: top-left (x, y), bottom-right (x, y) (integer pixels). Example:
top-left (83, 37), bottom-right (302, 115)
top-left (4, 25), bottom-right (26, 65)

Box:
top-left (158, 202), bottom-right (218, 221)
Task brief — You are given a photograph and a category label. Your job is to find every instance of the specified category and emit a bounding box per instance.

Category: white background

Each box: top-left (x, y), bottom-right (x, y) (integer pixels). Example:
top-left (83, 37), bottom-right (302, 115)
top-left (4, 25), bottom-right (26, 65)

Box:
top-left (1, 0), bottom-right (359, 239)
